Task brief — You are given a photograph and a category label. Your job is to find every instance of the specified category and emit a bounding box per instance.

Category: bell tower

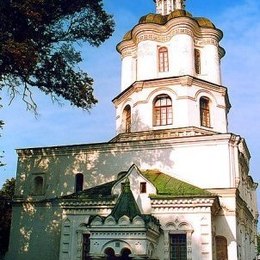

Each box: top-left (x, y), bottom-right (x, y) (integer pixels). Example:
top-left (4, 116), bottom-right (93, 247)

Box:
top-left (113, 0), bottom-right (230, 136)
top-left (155, 0), bottom-right (186, 15)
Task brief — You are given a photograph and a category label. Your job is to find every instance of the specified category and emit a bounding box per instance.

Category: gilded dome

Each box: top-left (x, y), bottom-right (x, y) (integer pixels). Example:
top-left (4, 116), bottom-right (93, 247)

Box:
top-left (138, 11), bottom-right (214, 29)
top-left (194, 17), bottom-right (216, 28)
top-left (120, 12), bottom-right (217, 43)
top-left (167, 10), bottom-right (192, 20)
top-left (123, 30), bottom-right (132, 41)
top-left (139, 13), bottom-right (167, 25)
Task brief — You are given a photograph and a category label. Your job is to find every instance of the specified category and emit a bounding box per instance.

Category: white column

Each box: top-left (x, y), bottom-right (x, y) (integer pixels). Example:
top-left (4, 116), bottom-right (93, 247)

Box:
top-left (174, 0), bottom-right (185, 10)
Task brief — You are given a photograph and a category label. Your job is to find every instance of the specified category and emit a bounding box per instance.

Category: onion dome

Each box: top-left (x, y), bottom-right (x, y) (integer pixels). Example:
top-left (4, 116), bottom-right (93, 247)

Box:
top-left (167, 9), bottom-right (192, 20)
top-left (139, 13), bottom-right (167, 25)
top-left (123, 30), bottom-right (132, 41)
top-left (138, 11), bottom-right (214, 29)
top-left (119, 10), bottom-right (219, 46)
top-left (194, 17), bottom-right (216, 28)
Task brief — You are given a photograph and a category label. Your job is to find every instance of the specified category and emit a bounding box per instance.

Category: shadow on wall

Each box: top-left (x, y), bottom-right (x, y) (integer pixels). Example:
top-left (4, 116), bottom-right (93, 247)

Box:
top-left (6, 200), bottom-right (62, 260)
top-left (8, 111), bottom-right (177, 259)
top-left (118, 107), bottom-right (152, 133)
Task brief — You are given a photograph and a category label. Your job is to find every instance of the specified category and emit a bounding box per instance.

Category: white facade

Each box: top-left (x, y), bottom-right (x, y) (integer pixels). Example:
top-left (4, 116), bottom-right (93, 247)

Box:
top-left (7, 1), bottom-right (258, 260)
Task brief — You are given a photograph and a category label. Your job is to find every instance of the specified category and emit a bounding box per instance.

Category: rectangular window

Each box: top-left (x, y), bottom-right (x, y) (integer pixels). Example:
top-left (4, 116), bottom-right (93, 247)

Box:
top-left (194, 49), bottom-right (201, 74)
top-left (82, 234), bottom-right (90, 260)
top-left (170, 234), bottom-right (187, 260)
top-left (140, 182), bottom-right (147, 193)
top-left (121, 183), bottom-right (125, 192)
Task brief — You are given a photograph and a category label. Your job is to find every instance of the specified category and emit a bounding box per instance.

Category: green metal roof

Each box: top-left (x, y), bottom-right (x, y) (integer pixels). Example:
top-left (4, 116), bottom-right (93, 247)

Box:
top-left (141, 169), bottom-right (212, 197)
top-left (109, 178), bottom-right (142, 220)
top-left (62, 168), bottom-right (211, 201)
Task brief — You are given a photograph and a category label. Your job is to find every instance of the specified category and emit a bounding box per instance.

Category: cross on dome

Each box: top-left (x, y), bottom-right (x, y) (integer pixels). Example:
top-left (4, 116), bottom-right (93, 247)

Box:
top-left (154, 0), bottom-right (186, 15)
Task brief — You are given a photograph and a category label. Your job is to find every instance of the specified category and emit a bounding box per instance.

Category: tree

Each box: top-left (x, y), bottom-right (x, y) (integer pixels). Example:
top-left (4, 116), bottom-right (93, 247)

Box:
top-left (0, 178), bottom-right (15, 256)
top-left (0, 0), bottom-right (114, 111)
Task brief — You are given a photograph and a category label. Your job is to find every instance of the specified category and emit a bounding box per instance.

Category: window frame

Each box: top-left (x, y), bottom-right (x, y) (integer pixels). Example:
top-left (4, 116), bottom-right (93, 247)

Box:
top-left (194, 48), bottom-right (201, 74)
top-left (153, 94), bottom-right (173, 126)
top-left (158, 46), bottom-right (169, 72)
top-left (200, 96), bottom-right (211, 128)
top-left (31, 173), bottom-right (45, 196)
top-left (123, 105), bottom-right (131, 133)
top-left (164, 221), bottom-right (193, 260)
top-left (169, 233), bottom-right (187, 260)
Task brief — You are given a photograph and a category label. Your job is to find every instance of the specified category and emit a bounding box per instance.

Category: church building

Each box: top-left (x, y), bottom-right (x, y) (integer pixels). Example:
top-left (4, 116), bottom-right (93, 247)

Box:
top-left (7, 0), bottom-right (258, 259)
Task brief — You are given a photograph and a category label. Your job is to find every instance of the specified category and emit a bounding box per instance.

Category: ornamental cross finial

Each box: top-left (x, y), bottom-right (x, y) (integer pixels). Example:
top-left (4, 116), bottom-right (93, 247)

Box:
top-left (155, 0), bottom-right (186, 15)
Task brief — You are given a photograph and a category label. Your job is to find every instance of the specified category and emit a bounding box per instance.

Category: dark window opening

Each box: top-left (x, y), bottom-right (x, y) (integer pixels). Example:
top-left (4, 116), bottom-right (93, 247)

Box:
top-left (140, 182), bottom-right (147, 193)
top-left (34, 176), bottom-right (44, 195)
top-left (169, 234), bottom-right (187, 260)
top-left (82, 234), bottom-right (91, 260)
top-left (105, 247), bottom-right (116, 260)
top-left (200, 97), bottom-right (211, 127)
top-left (121, 248), bottom-right (132, 259)
top-left (123, 105), bottom-right (131, 133)
top-left (75, 173), bottom-right (84, 193)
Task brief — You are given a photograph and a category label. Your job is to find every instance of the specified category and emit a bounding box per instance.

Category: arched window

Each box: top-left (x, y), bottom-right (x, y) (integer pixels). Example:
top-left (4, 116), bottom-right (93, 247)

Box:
top-left (104, 247), bottom-right (115, 259)
top-left (194, 49), bottom-right (201, 74)
top-left (121, 248), bottom-right (132, 259)
top-left (216, 236), bottom-right (228, 260)
top-left (153, 94), bottom-right (173, 126)
top-left (200, 97), bottom-right (211, 127)
top-left (75, 173), bottom-right (84, 193)
top-left (158, 47), bottom-right (169, 72)
top-left (123, 105), bottom-right (131, 133)
top-left (34, 176), bottom-right (44, 195)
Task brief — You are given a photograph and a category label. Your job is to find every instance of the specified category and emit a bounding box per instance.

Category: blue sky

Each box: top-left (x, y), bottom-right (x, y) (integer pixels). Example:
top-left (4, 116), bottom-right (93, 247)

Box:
top-left (1, 0), bottom-right (259, 207)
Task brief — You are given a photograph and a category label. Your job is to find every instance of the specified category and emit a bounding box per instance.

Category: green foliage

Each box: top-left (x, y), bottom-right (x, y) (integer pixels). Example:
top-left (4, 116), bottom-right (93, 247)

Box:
top-left (0, 0), bottom-right (114, 110)
top-left (0, 178), bottom-right (15, 256)
top-left (0, 178), bottom-right (15, 199)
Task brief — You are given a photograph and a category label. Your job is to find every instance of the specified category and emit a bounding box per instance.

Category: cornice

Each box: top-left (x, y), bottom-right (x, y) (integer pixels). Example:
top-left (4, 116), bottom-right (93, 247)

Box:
top-left (150, 196), bottom-right (219, 214)
top-left (16, 126), bottom-right (243, 158)
top-left (150, 196), bottom-right (216, 205)
top-left (112, 75), bottom-right (229, 108)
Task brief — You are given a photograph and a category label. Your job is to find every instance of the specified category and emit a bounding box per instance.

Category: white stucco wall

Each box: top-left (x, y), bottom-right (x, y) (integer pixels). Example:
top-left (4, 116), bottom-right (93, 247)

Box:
top-left (14, 134), bottom-right (240, 200)
top-left (118, 16), bottom-right (223, 91)
top-left (115, 78), bottom-right (228, 134)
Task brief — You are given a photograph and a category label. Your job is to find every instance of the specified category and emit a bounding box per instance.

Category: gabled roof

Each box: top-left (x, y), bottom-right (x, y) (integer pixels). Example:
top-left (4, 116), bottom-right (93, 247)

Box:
top-left (141, 169), bottom-right (212, 197)
top-left (62, 166), bottom-right (212, 201)
top-left (109, 178), bottom-right (141, 221)
top-left (62, 180), bottom-right (119, 200)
